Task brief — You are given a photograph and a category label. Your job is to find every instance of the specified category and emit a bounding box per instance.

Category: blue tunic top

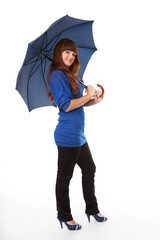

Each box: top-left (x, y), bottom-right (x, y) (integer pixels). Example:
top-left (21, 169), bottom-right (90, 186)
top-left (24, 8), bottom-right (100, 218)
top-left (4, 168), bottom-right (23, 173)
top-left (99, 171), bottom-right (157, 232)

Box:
top-left (49, 70), bottom-right (87, 147)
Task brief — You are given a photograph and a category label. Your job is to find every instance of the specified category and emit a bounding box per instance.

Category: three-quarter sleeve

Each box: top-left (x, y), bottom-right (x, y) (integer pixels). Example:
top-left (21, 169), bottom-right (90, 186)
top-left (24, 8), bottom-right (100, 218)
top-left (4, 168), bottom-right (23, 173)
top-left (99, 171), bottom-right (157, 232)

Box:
top-left (49, 70), bottom-right (72, 111)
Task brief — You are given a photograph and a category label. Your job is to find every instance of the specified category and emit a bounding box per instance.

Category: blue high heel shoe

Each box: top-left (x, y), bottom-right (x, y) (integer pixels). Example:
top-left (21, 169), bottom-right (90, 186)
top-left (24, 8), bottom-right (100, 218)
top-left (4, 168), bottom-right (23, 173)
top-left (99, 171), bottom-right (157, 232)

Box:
top-left (57, 218), bottom-right (82, 230)
top-left (86, 213), bottom-right (107, 222)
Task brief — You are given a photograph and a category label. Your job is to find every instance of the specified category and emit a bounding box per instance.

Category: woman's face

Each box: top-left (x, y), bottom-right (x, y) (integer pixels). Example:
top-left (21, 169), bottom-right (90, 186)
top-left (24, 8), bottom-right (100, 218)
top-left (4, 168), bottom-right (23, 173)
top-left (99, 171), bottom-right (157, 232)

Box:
top-left (62, 50), bottom-right (76, 67)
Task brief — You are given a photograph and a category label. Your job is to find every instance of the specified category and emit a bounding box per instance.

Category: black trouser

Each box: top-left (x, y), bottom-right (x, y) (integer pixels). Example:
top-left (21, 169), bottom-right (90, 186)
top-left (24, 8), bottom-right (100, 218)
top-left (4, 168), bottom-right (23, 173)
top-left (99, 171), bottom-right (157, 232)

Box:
top-left (55, 142), bottom-right (99, 222)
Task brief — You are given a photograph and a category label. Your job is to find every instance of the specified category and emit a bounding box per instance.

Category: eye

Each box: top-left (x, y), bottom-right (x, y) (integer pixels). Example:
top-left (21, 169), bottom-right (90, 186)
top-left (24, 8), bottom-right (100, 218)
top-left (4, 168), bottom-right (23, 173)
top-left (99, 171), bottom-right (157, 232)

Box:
top-left (72, 53), bottom-right (76, 57)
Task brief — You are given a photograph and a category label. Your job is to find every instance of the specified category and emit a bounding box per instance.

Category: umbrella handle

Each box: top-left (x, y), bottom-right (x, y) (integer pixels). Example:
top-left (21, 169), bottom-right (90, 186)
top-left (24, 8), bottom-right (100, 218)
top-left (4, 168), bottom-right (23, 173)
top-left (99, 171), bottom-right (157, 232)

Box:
top-left (97, 84), bottom-right (104, 97)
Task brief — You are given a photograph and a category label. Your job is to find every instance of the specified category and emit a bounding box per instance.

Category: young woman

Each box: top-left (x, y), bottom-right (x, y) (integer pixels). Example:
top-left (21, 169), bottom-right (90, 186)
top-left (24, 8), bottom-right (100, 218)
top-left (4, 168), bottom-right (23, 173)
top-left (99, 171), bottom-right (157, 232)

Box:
top-left (47, 38), bottom-right (107, 231)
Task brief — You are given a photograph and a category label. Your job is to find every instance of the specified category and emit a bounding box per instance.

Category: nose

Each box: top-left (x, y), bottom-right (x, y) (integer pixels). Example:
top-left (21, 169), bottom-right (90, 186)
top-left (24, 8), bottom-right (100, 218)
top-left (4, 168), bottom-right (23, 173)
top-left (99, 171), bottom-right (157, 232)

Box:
top-left (69, 53), bottom-right (73, 59)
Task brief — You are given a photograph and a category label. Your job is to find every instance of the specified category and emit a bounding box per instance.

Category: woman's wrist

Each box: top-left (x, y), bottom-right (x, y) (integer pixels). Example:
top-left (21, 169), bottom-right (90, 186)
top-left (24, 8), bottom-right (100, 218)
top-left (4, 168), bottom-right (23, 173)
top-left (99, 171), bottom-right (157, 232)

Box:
top-left (66, 94), bottom-right (92, 112)
top-left (86, 92), bottom-right (93, 99)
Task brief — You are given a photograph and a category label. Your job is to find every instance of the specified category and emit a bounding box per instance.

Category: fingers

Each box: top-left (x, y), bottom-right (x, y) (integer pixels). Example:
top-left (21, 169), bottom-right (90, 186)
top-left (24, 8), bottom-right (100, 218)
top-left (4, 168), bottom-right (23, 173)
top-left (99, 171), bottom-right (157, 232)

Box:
top-left (87, 85), bottom-right (97, 97)
top-left (95, 90), bottom-right (104, 98)
top-left (87, 85), bottom-right (104, 98)
top-left (94, 90), bottom-right (101, 97)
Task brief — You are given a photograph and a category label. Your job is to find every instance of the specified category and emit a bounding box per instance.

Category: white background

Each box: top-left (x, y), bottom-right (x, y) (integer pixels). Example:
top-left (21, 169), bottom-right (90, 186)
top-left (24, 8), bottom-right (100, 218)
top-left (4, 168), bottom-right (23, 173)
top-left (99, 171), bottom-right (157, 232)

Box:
top-left (0, 0), bottom-right (160, 239)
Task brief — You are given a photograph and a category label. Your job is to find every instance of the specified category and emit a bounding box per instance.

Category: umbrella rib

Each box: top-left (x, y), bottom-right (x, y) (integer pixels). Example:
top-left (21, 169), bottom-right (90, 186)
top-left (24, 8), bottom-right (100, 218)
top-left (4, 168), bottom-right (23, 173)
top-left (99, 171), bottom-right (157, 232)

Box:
top-left (25, 32), bottom-right (96, 67)
top-left (41, 32), bottom-right (47, 52)
top-left (40, 53), bottom-right (47, 88)
top-left (24, 58), bottom-right (41, 66)
top-left (28, 44), bottom-right (96, 81)
top-left (24, 46), bottom-right (42, 66)
top-left (42, 33), bottom-right (61, 55)
top-left (24, 37), bottom-right (48, 66)
top-left (24, 33), bottom-right (60, 66)
top-left (27, 36), bottom-right (48, 78)
top-left (28, 42), bottom-right (50, 79)
top-left (29, 55), bottom-right (45, 78)
top-left (42, 22), bottom-right (97, 52)
top-left (24, 44), bottom-right (96, 66)
top-left (42, 33), bottom-right (47, 87)
top-left (78, 46), bottom-right (97, 50)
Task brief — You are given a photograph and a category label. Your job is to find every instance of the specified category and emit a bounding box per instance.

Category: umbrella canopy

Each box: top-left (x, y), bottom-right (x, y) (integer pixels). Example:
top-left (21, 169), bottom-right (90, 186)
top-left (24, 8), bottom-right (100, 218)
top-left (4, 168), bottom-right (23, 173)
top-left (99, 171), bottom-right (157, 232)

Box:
top-left (16, 15), bottom-right (97, 112)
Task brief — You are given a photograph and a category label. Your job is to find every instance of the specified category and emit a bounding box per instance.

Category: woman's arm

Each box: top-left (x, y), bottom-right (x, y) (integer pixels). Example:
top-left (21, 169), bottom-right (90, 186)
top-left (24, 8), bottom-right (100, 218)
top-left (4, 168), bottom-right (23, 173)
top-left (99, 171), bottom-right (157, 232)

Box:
top-left (66, 85), bottom-right (96, 112)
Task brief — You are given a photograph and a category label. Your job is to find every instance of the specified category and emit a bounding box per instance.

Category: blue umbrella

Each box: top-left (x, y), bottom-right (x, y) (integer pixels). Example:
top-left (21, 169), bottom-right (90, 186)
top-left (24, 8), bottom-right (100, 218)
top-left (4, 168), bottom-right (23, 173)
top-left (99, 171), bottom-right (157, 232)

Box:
top-left (16, 15), bottom-right (98, 112)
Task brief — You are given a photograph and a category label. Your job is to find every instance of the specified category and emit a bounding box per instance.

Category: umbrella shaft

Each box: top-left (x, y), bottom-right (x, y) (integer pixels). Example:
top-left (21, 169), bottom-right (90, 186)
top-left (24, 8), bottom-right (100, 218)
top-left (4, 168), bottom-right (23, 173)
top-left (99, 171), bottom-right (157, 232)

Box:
top-left (39, 51), bottom-right (52, 62)
top-left (77, 79), bottom-right (87, 88)
top-left (32, 46), bottom-right (87, 87)
top-left (31, 45), bottom-right (52, 62)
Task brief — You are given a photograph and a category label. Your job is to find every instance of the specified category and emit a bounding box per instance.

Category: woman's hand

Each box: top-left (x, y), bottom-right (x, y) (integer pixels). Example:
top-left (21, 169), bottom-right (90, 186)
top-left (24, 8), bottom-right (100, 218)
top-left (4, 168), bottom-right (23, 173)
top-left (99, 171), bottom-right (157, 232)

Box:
top-left (86, 85), bottom-right (97, 98)
top-left (66, 85), bottom-right (96, 112)
top-left (93, 90), bottom-right (104, 104)
top-left (84, 88), bottom-right (104, 107)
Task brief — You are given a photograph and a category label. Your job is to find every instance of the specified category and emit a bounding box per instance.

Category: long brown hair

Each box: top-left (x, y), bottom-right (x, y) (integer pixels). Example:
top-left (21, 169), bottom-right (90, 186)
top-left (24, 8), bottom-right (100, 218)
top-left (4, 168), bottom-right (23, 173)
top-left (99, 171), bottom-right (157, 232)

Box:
top-left (47, 38), bottom-right (81, 103)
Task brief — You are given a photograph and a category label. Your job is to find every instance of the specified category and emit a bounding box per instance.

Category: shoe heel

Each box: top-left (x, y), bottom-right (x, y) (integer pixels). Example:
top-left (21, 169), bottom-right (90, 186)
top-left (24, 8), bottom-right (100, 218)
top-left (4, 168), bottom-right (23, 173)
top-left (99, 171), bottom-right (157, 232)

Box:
top-left (57, 218), bottom-right (63, 229)
top-left (86, 213), bottom-right (91, 222)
